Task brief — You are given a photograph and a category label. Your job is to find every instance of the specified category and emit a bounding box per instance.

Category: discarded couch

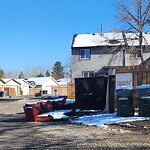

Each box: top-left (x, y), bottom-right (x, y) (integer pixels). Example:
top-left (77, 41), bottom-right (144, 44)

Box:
top-left (23, 98), bottom-right (76, 122)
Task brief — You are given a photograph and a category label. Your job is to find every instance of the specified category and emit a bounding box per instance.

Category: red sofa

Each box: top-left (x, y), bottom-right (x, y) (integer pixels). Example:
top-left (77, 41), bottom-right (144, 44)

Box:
top-left (23, 98), bottom-right (76, 122)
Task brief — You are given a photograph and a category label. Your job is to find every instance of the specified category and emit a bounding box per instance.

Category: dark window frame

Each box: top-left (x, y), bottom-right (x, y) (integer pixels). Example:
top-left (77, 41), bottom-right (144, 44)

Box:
top-left (82, 71), bottom-right (95, 78)
top-left (80, 49), bottom-right (91, 60)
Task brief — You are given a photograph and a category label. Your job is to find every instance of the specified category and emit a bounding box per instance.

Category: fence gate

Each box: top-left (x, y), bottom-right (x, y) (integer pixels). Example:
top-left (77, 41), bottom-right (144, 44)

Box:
top-left (75, 77), bottom-right (107, 110)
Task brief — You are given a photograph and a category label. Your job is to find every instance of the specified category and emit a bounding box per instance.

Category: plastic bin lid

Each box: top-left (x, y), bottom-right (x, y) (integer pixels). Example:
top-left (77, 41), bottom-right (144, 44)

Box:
top-left (136, 84), bottom-right (150, 89)
top-left (115, 85), bottom-right (133, 90)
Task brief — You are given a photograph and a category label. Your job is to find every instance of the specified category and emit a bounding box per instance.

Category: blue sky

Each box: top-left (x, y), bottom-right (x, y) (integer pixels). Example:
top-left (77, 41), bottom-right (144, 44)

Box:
top-left (0, 0), bottom-right (117, 72)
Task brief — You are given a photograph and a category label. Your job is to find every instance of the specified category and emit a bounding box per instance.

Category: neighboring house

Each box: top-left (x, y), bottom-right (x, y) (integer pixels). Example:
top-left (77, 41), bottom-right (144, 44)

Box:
top-left (71, 32), bottom-right (150, 80)
top-left (27, 77), bottom-right (59, 94)
top-left (0, 79), bottom-right (5, 91)
top-left (16, 79), bottom-right (30, 95)
top-left (2, 78), bottom-right (21, 96)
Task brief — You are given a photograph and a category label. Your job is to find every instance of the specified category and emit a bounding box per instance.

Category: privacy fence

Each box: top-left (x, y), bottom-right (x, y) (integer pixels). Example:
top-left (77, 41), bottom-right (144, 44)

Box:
top-left (116, 65), bottom-right (150, 87)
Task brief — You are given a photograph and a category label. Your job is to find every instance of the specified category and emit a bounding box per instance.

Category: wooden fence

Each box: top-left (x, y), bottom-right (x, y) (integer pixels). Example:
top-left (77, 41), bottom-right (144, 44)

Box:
top-left (51, 83), bottom-right (75, 99)
top-left (116, 65), bottom-right (150, 87)
top-left (29, 88), bottom-right (41, 96)
top-left (67, 83), bottom-right (75, 99)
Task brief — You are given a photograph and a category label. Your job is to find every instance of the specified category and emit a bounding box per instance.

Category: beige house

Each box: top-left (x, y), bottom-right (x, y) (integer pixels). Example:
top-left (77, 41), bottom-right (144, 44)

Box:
top-left (2, 79), bottom-right (21, 96)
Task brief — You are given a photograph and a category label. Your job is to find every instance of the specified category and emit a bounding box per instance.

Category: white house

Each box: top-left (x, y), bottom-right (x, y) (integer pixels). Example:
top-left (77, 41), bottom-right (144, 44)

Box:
top-left (27, 77), bottom-right (59, 94)
top-left (16, 79), bottom-right (30, 95)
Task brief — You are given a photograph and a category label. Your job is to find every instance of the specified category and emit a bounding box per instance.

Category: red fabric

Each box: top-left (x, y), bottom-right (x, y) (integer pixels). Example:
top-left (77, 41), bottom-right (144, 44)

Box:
top-left (46, 101), bottom-right (53, 112)
top-left (52, 98), bottom-right (66, 110)
top-left (40, 101), bottom-right (53, 113)
top-left (23, 99), bottom-right (76, 122)
top-left (25, 102), bottom-right (43, 114)
top-left (64, 102), bottom-right (76, 116)
top-left (24, 107), bottom-right (38, 121)
top-left (24, 106), bottom-right (51, 122)
top-left (40, 101), bottom-right (47, 113)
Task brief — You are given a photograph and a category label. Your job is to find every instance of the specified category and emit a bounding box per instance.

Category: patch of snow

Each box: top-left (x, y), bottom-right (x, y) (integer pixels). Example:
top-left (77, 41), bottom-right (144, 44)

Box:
top-left (71, 113), bottom-right (150, 129)
top-left (38, 109), bottom-right (72, 119)
top-left (65, 99), bottom-right (75, 104)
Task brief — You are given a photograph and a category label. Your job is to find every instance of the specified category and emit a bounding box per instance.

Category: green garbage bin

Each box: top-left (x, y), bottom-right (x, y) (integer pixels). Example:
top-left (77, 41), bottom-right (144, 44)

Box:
top-left (115, 86), bottom-right (134, 117)
top-left (136, 84), bottom-right (150, 117)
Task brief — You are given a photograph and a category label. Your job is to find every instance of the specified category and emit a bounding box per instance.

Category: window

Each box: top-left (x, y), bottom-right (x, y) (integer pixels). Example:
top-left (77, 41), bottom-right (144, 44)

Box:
top-left (82, 71), bottom-right (95, 78)
top-left (130, 51), bottom-right (141, 58)
top-left (80, 49), bottom-right (91, 60)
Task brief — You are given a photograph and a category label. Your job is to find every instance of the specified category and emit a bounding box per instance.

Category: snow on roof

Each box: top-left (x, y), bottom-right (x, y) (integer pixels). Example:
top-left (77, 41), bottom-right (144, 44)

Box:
top-left (72, 32), bottom-right (150, 47)
top-left (27, 77), bottom-right (58, 85)
top-left (16, 79), bottom-right (30, 85)
top-left (57, 78), bottom-right (68, 85)
top-left (2, 78), bottom-right (21, 85)
top-left (2, 78), bottom-right (12, 83)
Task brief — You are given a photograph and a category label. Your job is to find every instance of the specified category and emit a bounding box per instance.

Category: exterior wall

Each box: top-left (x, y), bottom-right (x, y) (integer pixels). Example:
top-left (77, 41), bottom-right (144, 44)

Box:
top-left (42, 79), bottom-right (58, 94)
top-left (71, 47), bottom-right (124, 79)
top-left (17, 79), bottom-right (30, 95)
top-left (0, 81), bottom-right (4, 91)
top-left (71, 46), bottom-right (150, 80)
top-left (20, 82), bottom-right (29, 95)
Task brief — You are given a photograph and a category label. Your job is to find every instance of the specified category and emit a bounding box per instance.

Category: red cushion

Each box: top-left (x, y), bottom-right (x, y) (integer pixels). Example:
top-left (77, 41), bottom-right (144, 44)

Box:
top-left (40, 101), bottom-right (53, 113)
top-left (52, 98), bottom-right (66, 110)
top-left (46, 101), bottom-right (53, 112)
top-left (24, 107), bottom-right (39, 121)
top-left (25, 102), bottom-right (43, 114)
top-left (40, 101), bottom-right (47, 113)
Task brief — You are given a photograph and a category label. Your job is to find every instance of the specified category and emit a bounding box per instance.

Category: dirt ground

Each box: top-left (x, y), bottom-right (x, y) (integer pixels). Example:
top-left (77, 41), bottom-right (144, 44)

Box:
top-left (0, 99), bottom-right (150, 150)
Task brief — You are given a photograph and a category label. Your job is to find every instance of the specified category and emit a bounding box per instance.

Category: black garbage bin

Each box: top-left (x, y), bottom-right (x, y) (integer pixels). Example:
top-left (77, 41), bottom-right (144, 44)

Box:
top-left (115, 86), bottom-right (134, 117)
top-left (136, 84), bottom-right (150, 117)
top-left (0, 91), bottom-right (3, 97)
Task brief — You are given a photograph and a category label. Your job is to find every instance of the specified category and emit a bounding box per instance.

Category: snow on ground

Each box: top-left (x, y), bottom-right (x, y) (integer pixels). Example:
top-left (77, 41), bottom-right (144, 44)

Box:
top-left (71, 112), bottom-right (150, 129)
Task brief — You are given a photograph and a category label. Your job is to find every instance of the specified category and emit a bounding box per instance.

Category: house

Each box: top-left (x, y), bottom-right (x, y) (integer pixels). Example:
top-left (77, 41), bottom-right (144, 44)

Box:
top-left (27, 77), bottom-right (59, 95)
top-left (0, 79), bottom-right (5, 91)
top-left (16, 79), bottom-right (30, 95)
top-left (71, 32), bottom-right (150, 80)
top-left (2, 78), bottom-right (21, 96)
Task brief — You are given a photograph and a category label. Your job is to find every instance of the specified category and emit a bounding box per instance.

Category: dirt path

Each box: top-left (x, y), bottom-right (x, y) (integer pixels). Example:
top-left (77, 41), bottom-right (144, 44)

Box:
top-left (0, 99), bottom-right (150, 150)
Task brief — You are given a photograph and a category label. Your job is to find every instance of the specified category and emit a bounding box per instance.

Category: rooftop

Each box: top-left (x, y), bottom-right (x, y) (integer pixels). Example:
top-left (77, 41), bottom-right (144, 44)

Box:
top-left (72, 32), bottom-right (150, 48)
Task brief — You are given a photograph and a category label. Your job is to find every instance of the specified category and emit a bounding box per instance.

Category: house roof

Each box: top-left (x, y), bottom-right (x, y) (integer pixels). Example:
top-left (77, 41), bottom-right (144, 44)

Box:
top-left (0, 79), bottom-right (5, 84)
top-left (2, 78), bottom-right (21, 85)
top-left (27, 77), bottom-right (59, 86)
top-left (57, 78), bottom-right (68, 85)
top-left (16, 79), bottom-right (30, 85)
top-left (72, 32), bottom-right (150, 48)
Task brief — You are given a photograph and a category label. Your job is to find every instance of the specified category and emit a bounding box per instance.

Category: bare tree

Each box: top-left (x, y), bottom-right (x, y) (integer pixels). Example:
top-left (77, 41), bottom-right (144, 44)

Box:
top-left (24, 65), bottom-right (51, 78)
top-left (0, 68), bottom-right (4, 78)
top-left (116, 0), bottom-right (150, 61)
top-left (4, 69), bottom-right (20, 78)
